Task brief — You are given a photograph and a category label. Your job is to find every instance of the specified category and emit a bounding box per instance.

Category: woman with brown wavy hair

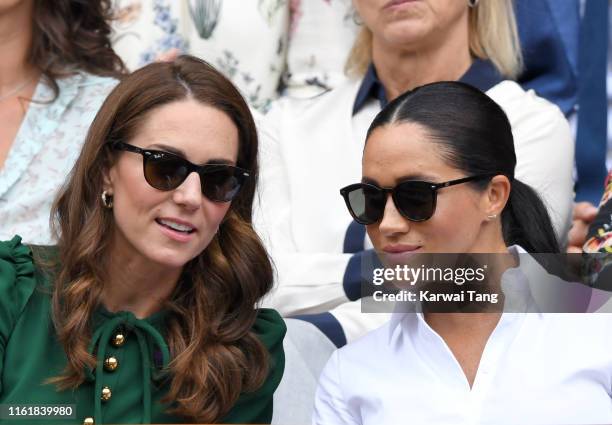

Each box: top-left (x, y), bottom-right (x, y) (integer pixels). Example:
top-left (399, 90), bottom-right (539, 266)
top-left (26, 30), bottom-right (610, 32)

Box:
top-left (0, 55), bottom-right (285, 424)
top-left (0, 0), bottom-right (125, 244)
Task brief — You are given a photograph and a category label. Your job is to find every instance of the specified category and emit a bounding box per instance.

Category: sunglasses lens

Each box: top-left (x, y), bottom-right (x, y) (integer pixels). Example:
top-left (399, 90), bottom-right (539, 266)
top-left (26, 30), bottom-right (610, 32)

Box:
top-left (394, 182), bottom-right (435, 221)
top-left (144, 153), bottom-right (189, 191)
top-left (346, 185), bottom-right (386, 224)
top-left (201, 166), bottom-right (244, 202)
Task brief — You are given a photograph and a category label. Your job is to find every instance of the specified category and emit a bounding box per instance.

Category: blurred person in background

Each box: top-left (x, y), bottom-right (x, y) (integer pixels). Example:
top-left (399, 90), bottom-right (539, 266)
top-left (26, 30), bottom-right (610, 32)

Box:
top-left (0, 0), bottom-right (124, 244)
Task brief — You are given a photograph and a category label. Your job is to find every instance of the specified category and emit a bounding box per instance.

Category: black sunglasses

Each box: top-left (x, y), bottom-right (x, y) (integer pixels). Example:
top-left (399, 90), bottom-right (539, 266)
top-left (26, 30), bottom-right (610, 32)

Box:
top-left (112, 141), bottom-right (249, 202)
top-left (340, 174), bottom-right (494, 224)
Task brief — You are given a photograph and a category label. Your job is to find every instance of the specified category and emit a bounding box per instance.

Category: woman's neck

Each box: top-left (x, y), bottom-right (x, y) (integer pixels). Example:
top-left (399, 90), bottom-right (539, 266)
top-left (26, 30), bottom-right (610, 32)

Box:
top-left (0, 0), bottom-right (35, 88)
top-left (102, 247), bottom-right (183, 319)
top-left (371, 21), bottom-right (472, 101)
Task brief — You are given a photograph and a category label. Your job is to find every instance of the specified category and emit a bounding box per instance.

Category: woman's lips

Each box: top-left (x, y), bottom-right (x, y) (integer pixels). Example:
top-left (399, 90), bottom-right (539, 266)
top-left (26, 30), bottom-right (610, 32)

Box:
top-left (381, 244), bottom-right (422, 265)
top-left (383, 244), bottom-right (422, 254)
top-left (383, 0), bottom-right (418, 10)
top-left (155, 218), bottom-right (197, 243)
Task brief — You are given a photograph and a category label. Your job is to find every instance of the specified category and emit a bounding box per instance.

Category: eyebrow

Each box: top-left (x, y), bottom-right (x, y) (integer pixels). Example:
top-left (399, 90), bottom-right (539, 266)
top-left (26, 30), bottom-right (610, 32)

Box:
top-left (148, 143), bottom-right (236, 166)
top-left (148, 143), bottom-right (185, 156)
top-left (362, 173), bottom-right (438, 186)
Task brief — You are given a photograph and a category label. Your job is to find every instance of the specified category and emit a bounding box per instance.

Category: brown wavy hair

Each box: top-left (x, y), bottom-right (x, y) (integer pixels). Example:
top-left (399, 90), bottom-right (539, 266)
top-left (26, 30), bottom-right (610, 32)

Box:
top-left (31, 0), bottom-right (126, 99)
top-left (49, 55), bottom-right (273, 422)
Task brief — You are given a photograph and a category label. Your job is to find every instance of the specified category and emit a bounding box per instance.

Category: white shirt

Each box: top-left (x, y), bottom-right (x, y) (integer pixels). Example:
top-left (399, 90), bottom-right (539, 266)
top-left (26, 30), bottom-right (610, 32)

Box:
top-left (313, 248), bottom-right (612, 425)
top-left (0, 73), bottom-right (117, 244)
top-left (255, 77), bottom-right (574, 343)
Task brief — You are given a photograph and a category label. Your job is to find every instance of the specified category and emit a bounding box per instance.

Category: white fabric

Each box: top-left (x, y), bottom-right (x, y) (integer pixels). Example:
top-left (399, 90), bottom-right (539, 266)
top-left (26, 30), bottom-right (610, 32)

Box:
top-left (272, 318), bottom-right (336, 425)
top-left (112, 0), bottom-right (289, 111)
top-left (284, 0), bottom-right (358, 98)
top-left (255, 77), bottom-right (574, 343)
top-left (313, 247), bottom-right (612, 425)
top-left (0, 73), bottom-right (117, 244)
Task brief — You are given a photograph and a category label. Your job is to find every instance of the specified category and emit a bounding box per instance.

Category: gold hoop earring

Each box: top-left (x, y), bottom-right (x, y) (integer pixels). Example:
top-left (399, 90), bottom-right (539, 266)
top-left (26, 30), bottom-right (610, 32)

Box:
top-left (487, 213), bottom-right (497, 220)
top-left (101, 191), bottom-right (114, 209)
top-left (468, 0), bottom-right (479, 7)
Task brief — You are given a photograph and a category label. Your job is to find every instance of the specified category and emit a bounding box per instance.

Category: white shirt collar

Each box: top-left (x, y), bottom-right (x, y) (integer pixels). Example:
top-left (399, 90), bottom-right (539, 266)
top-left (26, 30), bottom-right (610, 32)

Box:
top-left (387, 245), bottom-right (545, 343)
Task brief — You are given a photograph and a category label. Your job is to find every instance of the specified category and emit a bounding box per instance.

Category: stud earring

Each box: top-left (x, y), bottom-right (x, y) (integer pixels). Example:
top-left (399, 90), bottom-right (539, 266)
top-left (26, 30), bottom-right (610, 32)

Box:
top-left (487, 213), bottom-right (497, 220)
top-left (101, 191), bottom-right (114, 209)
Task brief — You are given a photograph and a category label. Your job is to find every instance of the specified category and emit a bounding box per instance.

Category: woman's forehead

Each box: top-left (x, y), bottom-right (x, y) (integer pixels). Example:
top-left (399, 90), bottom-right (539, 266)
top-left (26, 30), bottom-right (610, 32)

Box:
top-left (364, 123), bottom-right (442, 166)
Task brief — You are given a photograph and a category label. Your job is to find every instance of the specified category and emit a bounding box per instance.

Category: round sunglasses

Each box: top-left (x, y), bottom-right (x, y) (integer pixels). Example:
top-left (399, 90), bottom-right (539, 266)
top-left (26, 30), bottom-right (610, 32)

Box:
top-left (112, 141), bottom-right (249, 202)
top-left (340, 174), bottom-right (494, 224)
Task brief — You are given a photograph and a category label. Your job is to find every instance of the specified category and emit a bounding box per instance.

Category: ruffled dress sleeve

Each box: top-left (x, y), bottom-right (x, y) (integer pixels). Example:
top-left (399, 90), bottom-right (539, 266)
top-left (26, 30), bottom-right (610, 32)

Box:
top-left (0, 236), bottom-right (38, 395)
top-left (221, 308), bottom-right (287, 424)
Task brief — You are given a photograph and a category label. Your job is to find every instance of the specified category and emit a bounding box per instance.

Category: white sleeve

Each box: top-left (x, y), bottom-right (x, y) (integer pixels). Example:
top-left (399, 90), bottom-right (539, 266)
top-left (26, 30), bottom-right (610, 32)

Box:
top-left (253, 106), bottom-right (358, 315)
top-left (512, 96), bottom-right (574, 242)
top-left (313, 350), bottom-right (361, 425)
top-left (491, 84), bottom-right (574, 243)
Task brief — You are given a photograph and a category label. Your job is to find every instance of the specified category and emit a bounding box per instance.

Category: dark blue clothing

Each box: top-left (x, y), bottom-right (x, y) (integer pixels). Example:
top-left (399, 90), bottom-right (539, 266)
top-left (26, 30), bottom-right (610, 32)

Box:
top-left (352, 59), bottom-right (504, 115)
top-left (515, 0), bottom-right (579, 117)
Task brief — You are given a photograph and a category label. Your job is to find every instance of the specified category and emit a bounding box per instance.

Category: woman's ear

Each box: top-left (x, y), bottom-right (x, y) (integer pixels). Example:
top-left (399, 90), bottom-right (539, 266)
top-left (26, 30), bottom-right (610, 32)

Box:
top-left (483, 175), bottom-right (511, 218)
top-left (102, 166), bottom-right (115, 194)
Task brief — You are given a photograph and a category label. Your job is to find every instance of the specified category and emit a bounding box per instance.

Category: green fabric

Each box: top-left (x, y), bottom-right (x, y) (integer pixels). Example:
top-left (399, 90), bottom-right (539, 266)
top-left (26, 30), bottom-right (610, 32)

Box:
top-left (0, 236), bottom-right (286, 424)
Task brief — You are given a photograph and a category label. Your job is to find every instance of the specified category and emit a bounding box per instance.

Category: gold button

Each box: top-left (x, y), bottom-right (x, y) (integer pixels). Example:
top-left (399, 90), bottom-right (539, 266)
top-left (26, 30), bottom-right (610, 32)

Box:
top-left (112, 333), bottom-right (125, 347)
top-left (101, 386), bottom-right (112, 402)
top-left (104, 356), bottom-right (118, 372)
top-left (83, 417), bottom-right (94, 425)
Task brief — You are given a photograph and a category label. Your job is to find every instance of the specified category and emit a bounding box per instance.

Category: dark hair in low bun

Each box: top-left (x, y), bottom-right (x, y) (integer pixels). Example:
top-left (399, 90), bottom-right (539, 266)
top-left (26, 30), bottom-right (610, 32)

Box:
top-left (367, 81), bottom-right (560, 253)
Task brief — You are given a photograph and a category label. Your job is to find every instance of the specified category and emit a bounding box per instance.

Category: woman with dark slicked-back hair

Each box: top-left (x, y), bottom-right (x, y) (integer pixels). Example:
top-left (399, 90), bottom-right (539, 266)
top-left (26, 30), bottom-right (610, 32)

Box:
top-left (0, 55), bottom-right (285, 424)
top-left (255, 0), bottom-right (574, 347)
top-left (0, 0), bottom-right (125, 244)
top-left (314, 81), bottom-right (612, 425)
top-left (362, 81), bottom-right (560, 254)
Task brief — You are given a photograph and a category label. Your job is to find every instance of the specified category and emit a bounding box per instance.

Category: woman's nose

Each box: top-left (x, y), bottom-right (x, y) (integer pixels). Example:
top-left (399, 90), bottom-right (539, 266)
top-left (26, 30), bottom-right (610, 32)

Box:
top-left (377, 194), bottom-right (410, 237)
top-left (172, 172), bottom-right (202, 210)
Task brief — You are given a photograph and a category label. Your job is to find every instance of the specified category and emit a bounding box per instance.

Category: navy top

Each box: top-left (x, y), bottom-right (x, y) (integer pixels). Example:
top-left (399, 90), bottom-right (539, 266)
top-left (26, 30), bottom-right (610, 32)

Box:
top-left (352, 59), bottom-right (505, 115)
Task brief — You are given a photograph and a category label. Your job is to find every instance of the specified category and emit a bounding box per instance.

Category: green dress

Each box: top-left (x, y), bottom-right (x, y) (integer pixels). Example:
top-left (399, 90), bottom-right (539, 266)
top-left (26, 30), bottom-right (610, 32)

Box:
top-left (0, 236), bottom-right (286, 424)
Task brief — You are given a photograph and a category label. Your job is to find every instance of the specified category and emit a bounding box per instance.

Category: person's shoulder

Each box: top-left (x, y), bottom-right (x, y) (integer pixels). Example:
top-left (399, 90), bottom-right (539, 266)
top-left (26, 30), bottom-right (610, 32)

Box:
top-left (486, 80), bottom-right (567, 122)
top-left (0, 235), bottom-right (36, 283)
top-left (221, 309), bottom-right (286, 423)
top-left (334, 319), bottom-right (393, 364)
top-left (74, 71), bottom-right (119, 88)
top-left (77, 72), bottom-right (119, 96)
top-left (53, 72), bottom-right (119, 119)
top-left (0, 236), bottom-right (46, 336)
top-left (252, 309), bottom-right (286, 393)
top-left (253, 308), bottom-right (287, 350)
top-left (59, 71), bottom-right (118, 102)
top-left (486, 80), bottom-right (571, 143)
top-left (535, 313), bottom-right (612, 337)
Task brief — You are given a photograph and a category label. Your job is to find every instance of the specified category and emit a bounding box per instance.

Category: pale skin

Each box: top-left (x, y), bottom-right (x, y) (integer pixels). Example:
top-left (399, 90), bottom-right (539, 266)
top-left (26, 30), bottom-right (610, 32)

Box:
top-left (101, 99), bottom-right (238, 318)
top-left (0, 0), bottom-right (40, 168)
top-left (364, 122), bottom-right (514, 387)
top-left (353, 0), bottom-right (473, 101)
